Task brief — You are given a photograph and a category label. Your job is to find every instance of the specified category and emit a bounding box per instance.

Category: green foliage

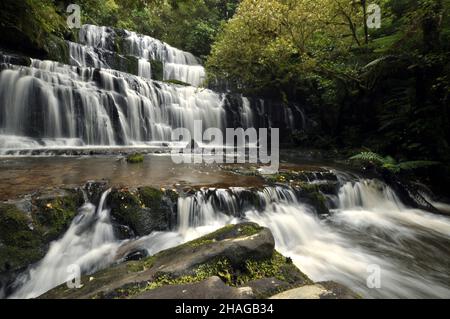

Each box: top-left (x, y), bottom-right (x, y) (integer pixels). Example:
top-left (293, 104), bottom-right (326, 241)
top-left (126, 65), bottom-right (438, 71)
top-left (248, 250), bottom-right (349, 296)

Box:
top-left (350, 151), bottom-right (439, 173)
top-left (72, 0), bottom-right (240, 57)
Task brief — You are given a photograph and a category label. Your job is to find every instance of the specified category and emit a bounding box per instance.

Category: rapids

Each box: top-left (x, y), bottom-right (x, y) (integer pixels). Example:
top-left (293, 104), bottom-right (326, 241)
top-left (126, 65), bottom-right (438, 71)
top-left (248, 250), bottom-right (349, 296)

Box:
top-left (9, 174), bottom-right (450, 299)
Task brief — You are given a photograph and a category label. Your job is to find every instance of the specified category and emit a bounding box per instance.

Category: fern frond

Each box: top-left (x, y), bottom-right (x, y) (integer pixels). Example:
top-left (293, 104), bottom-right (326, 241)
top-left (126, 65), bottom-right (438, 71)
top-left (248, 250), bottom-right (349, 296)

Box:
top-left (349, 152), bottom-right (385, 164)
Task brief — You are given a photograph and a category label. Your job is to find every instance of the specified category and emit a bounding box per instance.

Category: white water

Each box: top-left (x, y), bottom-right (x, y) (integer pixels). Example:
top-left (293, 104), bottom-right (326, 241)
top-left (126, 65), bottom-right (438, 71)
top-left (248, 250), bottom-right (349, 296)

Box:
top-left (0, 58), bottom-right (228, 152)
top-left (78, 24), bottom-right (206, 87)
top-left (10, 189), bottom-right (120, 299)
top-left (9, 178), bottom-right (450, 299)
top-left (247, 180), bottom-right (450, 298)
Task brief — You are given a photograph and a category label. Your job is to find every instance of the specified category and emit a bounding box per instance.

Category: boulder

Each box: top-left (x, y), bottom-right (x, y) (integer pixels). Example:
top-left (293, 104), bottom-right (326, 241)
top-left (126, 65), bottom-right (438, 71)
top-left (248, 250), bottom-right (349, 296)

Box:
top-left (0, 188), bottom-right (84, 296)
top-left (133, 276), bottom-right (254, 299)
top-left (40, 223), bottom-right (307, 299)
top-left (269, 281), bottom-right (360, 299)
top-left (108, 187), bottom-right (178, 238)
top-left (242, 277), bottom-right (291, 299)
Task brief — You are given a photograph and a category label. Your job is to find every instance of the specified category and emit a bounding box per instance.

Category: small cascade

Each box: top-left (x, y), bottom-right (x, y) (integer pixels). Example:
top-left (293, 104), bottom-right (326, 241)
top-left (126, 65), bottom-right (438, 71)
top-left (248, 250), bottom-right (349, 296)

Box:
top-left (10, 189), bottom-right (119, 299)
top-left (78, 24), bottom-right (206, 87)
top-left (138, 59), bottom-right (152, 79)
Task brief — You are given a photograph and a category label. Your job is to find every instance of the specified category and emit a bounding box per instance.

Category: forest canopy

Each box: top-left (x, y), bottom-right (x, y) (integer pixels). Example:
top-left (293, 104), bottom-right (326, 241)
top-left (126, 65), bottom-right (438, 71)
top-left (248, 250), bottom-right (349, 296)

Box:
top-left (207, 0), bottom-right (450, 163)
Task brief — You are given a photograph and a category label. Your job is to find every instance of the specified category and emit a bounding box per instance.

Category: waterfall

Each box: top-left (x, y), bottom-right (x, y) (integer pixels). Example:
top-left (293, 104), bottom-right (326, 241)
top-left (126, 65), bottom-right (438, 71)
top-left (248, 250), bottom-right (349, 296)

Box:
top-left (0, 24), bottom-right (308, 154)
top-left (78, 24), bottom-right (206, 87)
top-left (10, 189), bottom-right (119, 299)
top-left (0, 58), bottom-right (227, 152)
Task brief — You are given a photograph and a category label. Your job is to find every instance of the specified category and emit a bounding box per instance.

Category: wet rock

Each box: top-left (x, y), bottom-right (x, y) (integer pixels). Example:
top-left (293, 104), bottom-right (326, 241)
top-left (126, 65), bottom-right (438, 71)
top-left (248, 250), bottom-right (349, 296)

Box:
top-left (124, 249), bottom-right (148, 262)
top-left (150, 224), bottom-right (275, 278)
top-left (84, 181), bottom-right (110, 206)
top-left (40, 223), bottom-right (306, 299)
top-left (31, 189), bottom-right (84, 241)
top-left (133, 276), bottom-right (254, 299)
top-left (108, 187), bottom-right (178, 237)
top-left (0, 188), bottom-right (84, 295)
top-left (242, 277), bottom-right (291, 299)
top-left (269, 282), bottom-right (360, 299)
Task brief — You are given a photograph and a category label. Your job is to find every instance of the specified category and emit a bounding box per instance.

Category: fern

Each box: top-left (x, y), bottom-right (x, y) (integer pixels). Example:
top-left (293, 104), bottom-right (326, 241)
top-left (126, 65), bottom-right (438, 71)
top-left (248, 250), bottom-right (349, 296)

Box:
top-left (350, 152), bottom-right (439, 173)
top-left (349, 152), bottom-right (385, 164)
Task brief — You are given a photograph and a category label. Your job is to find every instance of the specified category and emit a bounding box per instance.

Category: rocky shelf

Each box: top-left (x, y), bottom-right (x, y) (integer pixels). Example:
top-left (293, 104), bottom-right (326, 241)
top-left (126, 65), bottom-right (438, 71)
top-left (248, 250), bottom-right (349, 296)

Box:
top-left (39, 223), bottom-right (359, 299)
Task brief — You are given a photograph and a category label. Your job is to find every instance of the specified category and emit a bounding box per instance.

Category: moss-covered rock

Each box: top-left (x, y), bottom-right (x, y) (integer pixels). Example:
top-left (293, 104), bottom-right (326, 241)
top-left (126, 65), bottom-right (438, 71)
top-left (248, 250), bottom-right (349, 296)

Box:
top-left (41, 222), bottom-right (359, 299)
top-left (262, 169), bottom-right (338, 215)
top-left (108, 187), bottom-right (178, 237)
top-left (150, 60), bottom-right (164, 81)
top-left (0, 204), bottom-right (44, 275)
top-left (40, 223), bottom-right (309, 299)
top-left (0, 189), bottom-right (84, 293)
top-left (45, 35), bottom-right (70, 65)
top-left (163, 79), bottom-right (190, 86)
top-left (32, 190), bottom-right (84, 241)
top-left (126, 153), bottom-right (144, 163)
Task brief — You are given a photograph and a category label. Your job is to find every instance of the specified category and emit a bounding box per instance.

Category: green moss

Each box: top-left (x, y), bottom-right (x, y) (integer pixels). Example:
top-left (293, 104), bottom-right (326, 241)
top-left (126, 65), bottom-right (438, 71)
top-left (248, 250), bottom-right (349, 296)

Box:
top-left (150, 60), bottom-right (163, 81)
top-left (163, 79), bottom-right (190, 86)
top-left (0, 192), bottom-right (83, 275)
top-left (238, 251), bottom-right (312, 286)
top-left (33, 193), bottom-right (81, 241)
top-left (0, 246), bottom-right (44, 274)
top-left (45, 35), bottom-right (70, 65)
top-left (127, 255), bottom-right (156, 273)
top-left (119, 250), bottom-right (310, 299)
top-left (0, 204), bottom-right (44, 273)
top-left (138, 187), bottom-right (163, 208)
top-left (109, 189), bottom-right (142, 226)
top-left (126, 153), bottom-right (144, 163)
top-left (124, 55), bottom-right (139, 76)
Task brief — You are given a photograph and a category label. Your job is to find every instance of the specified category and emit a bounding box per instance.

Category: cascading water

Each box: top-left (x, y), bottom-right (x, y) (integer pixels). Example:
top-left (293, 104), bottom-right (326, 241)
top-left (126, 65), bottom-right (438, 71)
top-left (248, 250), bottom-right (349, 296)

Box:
top-left (0, 23), bottom-right (306, 154)
top-left (77, 24), bottom-right (206, 86)
top-left (8, 178), bottom-right (450, 299)
top-left (0, 57), bottom-right (227, 153)
top-left (10, 189), bottom-right (120, 299)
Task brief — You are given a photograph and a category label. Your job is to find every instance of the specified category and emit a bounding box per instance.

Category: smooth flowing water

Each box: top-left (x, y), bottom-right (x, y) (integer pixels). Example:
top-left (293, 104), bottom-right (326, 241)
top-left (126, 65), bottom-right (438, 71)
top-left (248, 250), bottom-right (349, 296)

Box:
top-left (10, 176), bottom-right (450, 299)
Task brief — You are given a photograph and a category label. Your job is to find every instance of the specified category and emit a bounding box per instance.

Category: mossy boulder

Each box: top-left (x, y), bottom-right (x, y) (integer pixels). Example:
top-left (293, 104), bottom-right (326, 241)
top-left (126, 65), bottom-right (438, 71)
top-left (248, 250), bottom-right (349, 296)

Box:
top-left (126, 153), bottom-right (144, 164)
top-left (0, 204), bottom-right (44, 276)
top-left (32, 190), bottom-right (84, 241)
top-left (0, 189), bottom-right (83, 294)
top-left (150, 60), bottom-right (164, 81)
top-left (108, 187), bottom-right (178, 238)
top-left (40, 223), bottom-right (312, 299)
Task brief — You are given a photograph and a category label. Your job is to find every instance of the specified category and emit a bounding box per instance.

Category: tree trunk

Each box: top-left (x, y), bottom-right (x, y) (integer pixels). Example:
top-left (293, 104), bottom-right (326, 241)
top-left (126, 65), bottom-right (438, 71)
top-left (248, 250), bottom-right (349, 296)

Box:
top-left (361, 0), bottom-right (369, 45)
